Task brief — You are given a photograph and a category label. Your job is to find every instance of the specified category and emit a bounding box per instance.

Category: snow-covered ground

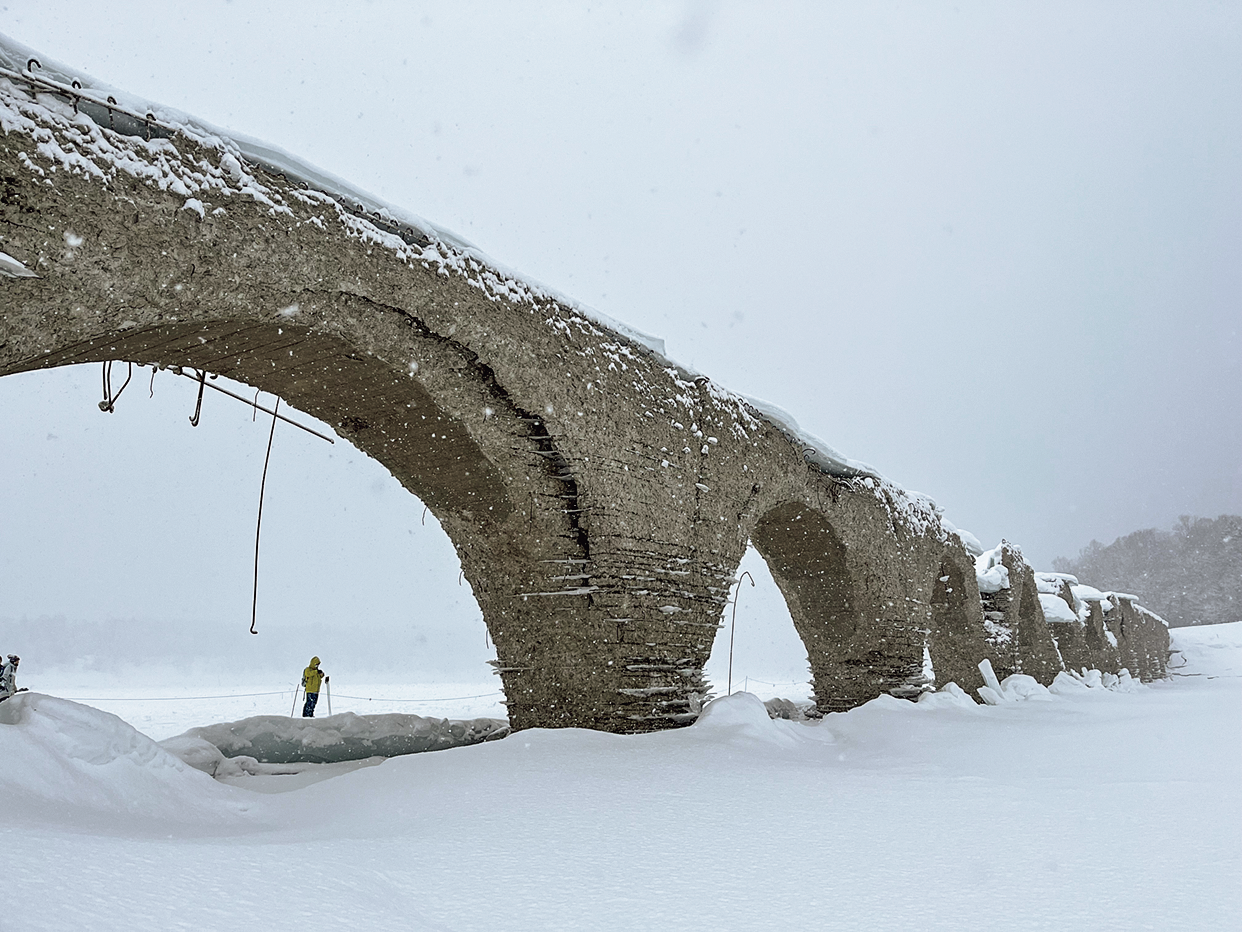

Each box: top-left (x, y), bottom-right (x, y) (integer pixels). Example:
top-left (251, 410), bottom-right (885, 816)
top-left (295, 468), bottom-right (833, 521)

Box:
top-left (3, 624), bottom-right (1239, 932)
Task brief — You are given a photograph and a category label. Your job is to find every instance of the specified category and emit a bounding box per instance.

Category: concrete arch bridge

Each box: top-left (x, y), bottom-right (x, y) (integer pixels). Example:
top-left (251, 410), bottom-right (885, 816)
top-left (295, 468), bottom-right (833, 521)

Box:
top-left (0, 54), bottom-right (1168, 731)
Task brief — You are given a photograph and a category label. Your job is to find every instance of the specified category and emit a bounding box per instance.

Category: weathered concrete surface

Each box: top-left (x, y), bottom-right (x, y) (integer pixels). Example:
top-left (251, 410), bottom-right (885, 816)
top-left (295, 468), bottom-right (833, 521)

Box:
top-left (1102, 599), bottom-right (1170, 682)
top-left (0, 71), bottom-right (1170, 731)
top-left (980, 543), bottom-right (1065, 683)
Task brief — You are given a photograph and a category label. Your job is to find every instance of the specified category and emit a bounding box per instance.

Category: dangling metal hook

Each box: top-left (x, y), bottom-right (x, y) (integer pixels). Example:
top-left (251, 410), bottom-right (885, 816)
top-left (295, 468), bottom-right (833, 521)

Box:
top-left (98, 360), bottom-right (133, 413)
top-left (188, 369), bottom-right (206, 426)
top-left (99, 360), bottom-right (113, 412)
top-left (26, 58), bottom-right (40, 73)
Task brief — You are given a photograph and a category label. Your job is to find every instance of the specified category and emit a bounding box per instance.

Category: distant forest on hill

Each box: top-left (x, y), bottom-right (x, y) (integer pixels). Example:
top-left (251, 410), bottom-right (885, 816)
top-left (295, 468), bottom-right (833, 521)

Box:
top-left (1053, 515), bottom-right (1241, 628)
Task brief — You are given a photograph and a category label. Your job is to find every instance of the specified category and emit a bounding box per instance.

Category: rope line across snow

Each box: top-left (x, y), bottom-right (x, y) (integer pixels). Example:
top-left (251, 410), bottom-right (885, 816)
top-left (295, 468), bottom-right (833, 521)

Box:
top-left (61, 690), bottom-right (505, 703)
top-left (332, 692), bottom-right (502, 703)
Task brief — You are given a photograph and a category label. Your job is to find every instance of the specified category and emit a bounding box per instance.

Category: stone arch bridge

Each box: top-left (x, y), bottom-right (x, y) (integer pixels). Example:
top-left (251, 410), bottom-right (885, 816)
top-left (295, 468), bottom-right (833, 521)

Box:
top-left (0, 58), bottom-right (1168, 731)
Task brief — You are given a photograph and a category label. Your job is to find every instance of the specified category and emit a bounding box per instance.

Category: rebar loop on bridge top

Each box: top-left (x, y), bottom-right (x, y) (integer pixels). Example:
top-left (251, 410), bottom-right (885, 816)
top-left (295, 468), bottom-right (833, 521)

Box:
top-left (97, 361), bottom-right (133, 413)
top-left (7, 59), bottom-right (165, 141)
top-left (3, 59), bottom-right (435, 251)
top-left (727, 571), bottom-right (756, 696)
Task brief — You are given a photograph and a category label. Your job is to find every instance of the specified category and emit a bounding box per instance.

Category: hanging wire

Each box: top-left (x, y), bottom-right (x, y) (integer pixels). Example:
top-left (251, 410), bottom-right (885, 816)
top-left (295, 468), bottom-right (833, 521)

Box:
top-left (165, 368), bottom-right (333, 443)
top-left (332, 691), bottom-right (502, 703)
top-left (727, 570), bottom-right (755, 696)
top-left (64, 690), bottom-right (288, 702)
top-left (250, 397), bottom-right (280, 635)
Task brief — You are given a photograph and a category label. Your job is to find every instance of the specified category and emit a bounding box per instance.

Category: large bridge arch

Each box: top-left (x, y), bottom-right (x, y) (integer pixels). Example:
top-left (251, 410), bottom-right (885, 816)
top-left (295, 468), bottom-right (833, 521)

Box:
top-left (744, 493), bottom-right (933, 711)
top-left (751, 501), bottom-right (862, 710)
top-left (1, 312), bottom-right (603, 723)
top-left (739, 476), bottom-right (1003, 710)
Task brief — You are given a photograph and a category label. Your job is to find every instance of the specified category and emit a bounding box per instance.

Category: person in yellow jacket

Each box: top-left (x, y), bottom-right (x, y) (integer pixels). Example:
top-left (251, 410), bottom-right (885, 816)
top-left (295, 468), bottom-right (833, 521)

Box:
top-left (301, 656), bottom-right (328, 717)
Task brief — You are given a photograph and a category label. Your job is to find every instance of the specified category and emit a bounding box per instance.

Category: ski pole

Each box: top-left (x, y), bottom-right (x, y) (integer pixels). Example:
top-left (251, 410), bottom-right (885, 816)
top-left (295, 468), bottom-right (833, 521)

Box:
top-left (290, 683), bottom-right (301, 718)
top-left (326, 677), bottom-right (331, 716)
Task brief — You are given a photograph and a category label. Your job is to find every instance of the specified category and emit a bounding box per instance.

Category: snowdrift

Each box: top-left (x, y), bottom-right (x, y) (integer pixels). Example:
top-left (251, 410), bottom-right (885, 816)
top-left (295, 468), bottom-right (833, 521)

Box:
top-left (0, 693), bottom-right (248, 828)
top-left (1169, 620), bottom-right (1242, 678)
top-left (693, 691), bottom-right (809, 747)
top-left (169, 711), bottom-right (510, 766)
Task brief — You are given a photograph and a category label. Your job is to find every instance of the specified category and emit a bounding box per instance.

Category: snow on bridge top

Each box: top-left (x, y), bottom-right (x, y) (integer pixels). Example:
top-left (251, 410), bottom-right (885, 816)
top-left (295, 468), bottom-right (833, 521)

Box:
top-left (0, 30), bottom-right (889, 487)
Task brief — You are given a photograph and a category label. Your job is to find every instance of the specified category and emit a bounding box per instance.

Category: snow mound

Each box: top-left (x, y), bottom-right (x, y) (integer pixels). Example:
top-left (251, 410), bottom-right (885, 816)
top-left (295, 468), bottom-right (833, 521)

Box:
top-left (173, 711), bottom-right (510, 764)
top-left (692, 692), bottom-right (810, 747)
top-left (976, 659), bottom-right (1054, 705)
top-left (696, 691), bottom-right (773, 728)
top-left (915, 682), bottom-right (979, 709)
top-left (941, 518), bottom-right (985, 557)
top-left (1038, 592), bottom-right (1080, 624)
top-left (0, 693), bottom-right (245, 827)
top-left (1049, 668), bottom-right (1139, 695)
top-left (975, 544), bottom-right (1010, 593)
top-left (159, 734), bottom-right (231, 774)
top-left (1169, 621), bottom-right (1242, 678)
top-left (1035, 571), bottom-right (1080, 591)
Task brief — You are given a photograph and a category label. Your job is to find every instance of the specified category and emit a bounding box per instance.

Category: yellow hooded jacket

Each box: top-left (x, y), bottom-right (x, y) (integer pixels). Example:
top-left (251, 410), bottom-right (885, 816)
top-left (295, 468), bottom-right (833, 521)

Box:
top-left (302, 657), bottom-right (325, 694)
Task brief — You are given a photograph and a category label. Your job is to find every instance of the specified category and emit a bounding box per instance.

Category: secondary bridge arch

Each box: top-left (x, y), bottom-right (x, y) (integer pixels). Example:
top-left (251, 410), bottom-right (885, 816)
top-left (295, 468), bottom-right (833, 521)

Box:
top-left (0, 52), bottom-right (1168, 730)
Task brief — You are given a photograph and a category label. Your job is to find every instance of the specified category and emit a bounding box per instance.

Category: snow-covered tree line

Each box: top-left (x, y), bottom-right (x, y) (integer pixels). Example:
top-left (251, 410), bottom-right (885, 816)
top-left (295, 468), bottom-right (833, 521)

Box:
top-left (1053, 515), bottom-right (1241, 627)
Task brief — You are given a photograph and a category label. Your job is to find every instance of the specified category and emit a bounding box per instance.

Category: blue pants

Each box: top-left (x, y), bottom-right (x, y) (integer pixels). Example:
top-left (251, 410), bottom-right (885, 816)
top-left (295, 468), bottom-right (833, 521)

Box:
top-left (302, 691), bottom-right (319, 717)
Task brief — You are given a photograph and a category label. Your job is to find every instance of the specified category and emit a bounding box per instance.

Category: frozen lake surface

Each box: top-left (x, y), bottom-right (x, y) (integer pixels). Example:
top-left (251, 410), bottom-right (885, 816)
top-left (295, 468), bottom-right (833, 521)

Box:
top-left (35, 677), bottom-right (508, 741)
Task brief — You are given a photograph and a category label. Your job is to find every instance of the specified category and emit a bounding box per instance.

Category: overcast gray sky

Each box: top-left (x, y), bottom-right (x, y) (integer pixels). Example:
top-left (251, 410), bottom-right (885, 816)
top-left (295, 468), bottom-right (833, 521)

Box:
top-left (1, 2), bottom-right (1238, 684)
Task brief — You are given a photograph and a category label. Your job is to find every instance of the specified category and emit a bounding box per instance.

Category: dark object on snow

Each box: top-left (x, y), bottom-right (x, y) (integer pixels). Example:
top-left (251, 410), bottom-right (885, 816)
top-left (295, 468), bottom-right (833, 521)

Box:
top-left (0, 654), bottom-right (20, 701)
top-left (175, 712), bottom-right (510, 764)
top-left (763, 697), bottom-right (819, 721)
